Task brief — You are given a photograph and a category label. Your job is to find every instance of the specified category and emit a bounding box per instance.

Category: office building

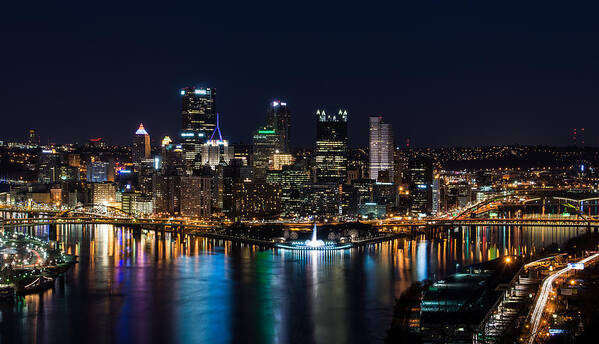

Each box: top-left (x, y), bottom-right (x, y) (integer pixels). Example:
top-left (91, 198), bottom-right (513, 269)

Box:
top-left (252, 126), bottom-right (280, 180)
top-left (315, 109), bottom-right (348, 183)
top-left (369, 116), bottom-right (394, 182)
top-left (38, 149), bottom-right (60, 184)
top-left (201, 114), bottom-right (234, 169)
top-left (90, 183), bottom-right (117, 206)
top-left (266, 100), bottom-right (291, 152)
top-left (408, 157), bottom-right (433, 216)
top-left (86, 160), bottom-right (114, 183)
top-left (180, 87), bottom-right (216, 141)
top-left (132, 123), bottom-right (151, 164)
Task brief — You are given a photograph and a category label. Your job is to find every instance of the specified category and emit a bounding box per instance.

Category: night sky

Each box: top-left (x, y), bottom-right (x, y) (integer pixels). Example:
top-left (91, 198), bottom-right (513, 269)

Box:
top-left (2, 2), bottom-right (599, 148)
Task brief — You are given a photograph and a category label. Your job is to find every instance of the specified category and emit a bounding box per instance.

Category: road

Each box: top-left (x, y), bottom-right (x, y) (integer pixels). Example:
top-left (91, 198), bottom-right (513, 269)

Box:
top-left (528, 252), bottom-right (599, 344)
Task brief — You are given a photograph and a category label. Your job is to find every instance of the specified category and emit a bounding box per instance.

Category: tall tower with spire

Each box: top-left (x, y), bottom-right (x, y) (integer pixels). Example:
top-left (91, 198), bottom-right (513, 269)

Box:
top-left (132, 123), bottom-right (151, 164)
top-left (201, 113), bottom-right (234, 169)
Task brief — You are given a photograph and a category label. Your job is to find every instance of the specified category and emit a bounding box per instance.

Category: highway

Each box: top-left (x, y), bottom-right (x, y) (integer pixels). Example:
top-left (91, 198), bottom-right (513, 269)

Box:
top-left (527, 252), bottom-right (599, 344)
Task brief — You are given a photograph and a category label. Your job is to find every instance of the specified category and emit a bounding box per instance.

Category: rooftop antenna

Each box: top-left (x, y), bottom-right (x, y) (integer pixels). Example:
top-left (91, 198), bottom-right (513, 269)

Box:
top-left (210, 113), bottom-right (223, 141)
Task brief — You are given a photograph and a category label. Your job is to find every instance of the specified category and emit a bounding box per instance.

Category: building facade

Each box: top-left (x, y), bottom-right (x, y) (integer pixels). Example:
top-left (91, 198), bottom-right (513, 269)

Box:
top-left (369, 116), bottom-right (394, 182)
top-left (315, 109), bottom-right (348, 183)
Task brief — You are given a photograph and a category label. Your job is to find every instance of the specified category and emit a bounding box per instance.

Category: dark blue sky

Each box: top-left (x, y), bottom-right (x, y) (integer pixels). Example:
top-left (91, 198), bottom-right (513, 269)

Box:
top-left (2, 2), bottom-right (599, 147)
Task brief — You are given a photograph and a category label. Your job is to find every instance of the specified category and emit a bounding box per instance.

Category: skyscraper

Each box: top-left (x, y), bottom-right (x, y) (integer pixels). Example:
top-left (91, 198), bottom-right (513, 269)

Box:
top-left (369, 116), bottom-right (394, 182)
top-left (252, 126), bottom-right (280, 180)
top-left (315, 109), bottom-right (348, 183)
top-left (132, 123), bottom-right (151, 164)
top-left (180, 87), bottom-right (216, 141)
top-left (266, 100), bottom-right (291, 152)
top-left (28, 129), bottom-right (38, 145)
top-left (201, 115), bottom-right (234, 169)
top-left (408, 157), bottom-right (433, 216)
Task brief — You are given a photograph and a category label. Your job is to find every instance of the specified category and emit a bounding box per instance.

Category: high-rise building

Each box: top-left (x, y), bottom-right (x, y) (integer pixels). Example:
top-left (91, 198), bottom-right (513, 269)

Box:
top-left (201, 114), bottom-right (234, 169)
top-left (180, 175), bottom-right (212, 218)
top-left (408, 157), bottom-right (433, 216)
top-left (132, 123), bottom-right (151, 164)
top-left (266, 100), bottom-right (291, 152)
top-left (90, 182), bottom-right (117, 206)
top-left (86, 160), bottom-right (114, 183)
top-left (315, 109), bottom-right (348, 183)
top-left (180, 87), bottom-right (216, 141)
top-left (369, 116), bottom-right (394, 182)
top-left (38, 149), bottom-right (60, 184)
top-left (28, 129), bottom-right (38, 145)
top-left (252, 126), bottom-right (280, 180)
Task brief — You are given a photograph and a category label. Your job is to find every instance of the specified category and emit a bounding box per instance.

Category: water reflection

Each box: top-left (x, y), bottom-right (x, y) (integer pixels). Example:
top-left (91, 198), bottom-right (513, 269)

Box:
top-left (0, 224), bottom-right (586, 344)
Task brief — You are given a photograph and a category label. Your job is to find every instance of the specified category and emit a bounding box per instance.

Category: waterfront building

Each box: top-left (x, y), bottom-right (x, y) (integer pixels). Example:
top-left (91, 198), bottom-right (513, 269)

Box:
top-left (408, 157), bottom-right (433, 216)
top-left (266, 100), bottom-right (291, 153)
top-left (121, 192), bottom-right (154, 216)
top-left (232, 180), bottom-right (281, 219)
top-left (180, 175), bottom-right (212, 218)
top-left (315, 109), bottom-right (348, 183)
top-left (308, 183), bottom-right (342, 216)
top-left (132, 123), bottom-right (151, 164)
top-left (180, 87), bottom-right (216, 141)
top-left (90, 182), bottom-right (117, 206)
top-left (280, 164), bottom-right (310, 217)
top-left (369, 116), bottom-right (394, 182)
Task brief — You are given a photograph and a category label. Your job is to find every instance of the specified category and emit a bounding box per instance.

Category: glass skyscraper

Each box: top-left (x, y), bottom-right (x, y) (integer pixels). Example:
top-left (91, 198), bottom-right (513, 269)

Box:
top-left (266, 100), bottom-right (291, 153)
top-left (368, 116), bottom-right (394, 182)
top-left (315, 109), bottom-right (348, 183)
top-left (180, 87), bottom-right (216, 141)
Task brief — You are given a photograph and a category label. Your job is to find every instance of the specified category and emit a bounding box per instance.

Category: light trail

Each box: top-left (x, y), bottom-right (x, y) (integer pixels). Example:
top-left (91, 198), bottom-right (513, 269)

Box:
top-left (528, 253), bottom-right (599, 344)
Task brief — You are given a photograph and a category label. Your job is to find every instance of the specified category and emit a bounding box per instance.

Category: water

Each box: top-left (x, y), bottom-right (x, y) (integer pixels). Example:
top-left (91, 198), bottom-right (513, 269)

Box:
top-left (0, 223), bottom-right (586, 344)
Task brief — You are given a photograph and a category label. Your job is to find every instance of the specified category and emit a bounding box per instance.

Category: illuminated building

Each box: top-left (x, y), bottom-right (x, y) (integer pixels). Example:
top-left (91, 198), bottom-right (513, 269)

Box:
top-left (121, 192), bottom-right (154, 216)
top-left (369, 116), bottom-right (394, 182)
top-left (266, 100), bottom-right (291, 152)
top-left (271, 153), bottom-right (294, 170)
top-left (90, 182), bottom-right (117, 206)
top-left (252, 126), bottom-right (279, 180)
top-left (87, 137), bottom-right (105, 148)
top-left (408, 157), bottom-right (433, 216)
top-left (37, 149), bottom-right (60, 184)
top-left (180, 175), bottom-right (212, 218)
top-left (432, 175), bottom-right (441, 215)
top-left (315, 109), bottom-right (348, 183)
top-left (132, 123), bottom-right (151, 164)
top-left (201, 114), bottom-right (234, 169)
top-left (180, 87), bottom-right (216, 141)
top-left (28, 129), bottom-right (38, 145)
top-left (86, 160), bottom-right (114, 183)
top-left (280, 164), bottom-right (310, 217)
top-left (308, 183), bottom-right (342, 216)
top-left (232, 143), bottom-right (252, 166)
top-left (161, 136), bottom-right (172, 147)
top-left (232, 180), bottom-right (281, 219)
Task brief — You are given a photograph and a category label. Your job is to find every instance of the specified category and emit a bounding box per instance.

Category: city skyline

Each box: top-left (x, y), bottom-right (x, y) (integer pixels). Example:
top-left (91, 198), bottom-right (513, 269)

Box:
top-left (3, 3), bottom-right (599, 148)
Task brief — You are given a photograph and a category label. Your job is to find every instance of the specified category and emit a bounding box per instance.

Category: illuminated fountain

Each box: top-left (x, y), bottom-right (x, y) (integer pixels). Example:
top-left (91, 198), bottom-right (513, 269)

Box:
top-left (275, 223), bottom-right (353, 250)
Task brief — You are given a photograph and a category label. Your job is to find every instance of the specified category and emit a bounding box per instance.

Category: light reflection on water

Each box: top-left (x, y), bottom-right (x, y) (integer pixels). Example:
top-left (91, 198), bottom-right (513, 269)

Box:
top-left (0, 223), bottom-right (587, 344)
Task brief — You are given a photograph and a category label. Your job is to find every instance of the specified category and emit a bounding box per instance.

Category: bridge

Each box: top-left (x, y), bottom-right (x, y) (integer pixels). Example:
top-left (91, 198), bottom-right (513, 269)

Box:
top-left (451, 188), bottom-right (599, 219)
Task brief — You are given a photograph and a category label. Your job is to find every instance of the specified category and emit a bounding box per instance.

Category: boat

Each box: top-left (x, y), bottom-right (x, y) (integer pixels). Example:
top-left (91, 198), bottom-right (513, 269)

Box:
top-left (274, 223), bottom-right (353, 250)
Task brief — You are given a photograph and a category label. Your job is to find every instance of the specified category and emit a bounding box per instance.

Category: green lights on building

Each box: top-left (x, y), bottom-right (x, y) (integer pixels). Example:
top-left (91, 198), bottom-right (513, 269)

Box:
top-left (258, 129), bottom-right (276, 134)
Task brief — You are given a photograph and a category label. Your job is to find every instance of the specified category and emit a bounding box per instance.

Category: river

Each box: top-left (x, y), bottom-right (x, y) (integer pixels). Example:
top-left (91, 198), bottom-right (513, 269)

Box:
top-left (0, 223), bottom-right (586, 344)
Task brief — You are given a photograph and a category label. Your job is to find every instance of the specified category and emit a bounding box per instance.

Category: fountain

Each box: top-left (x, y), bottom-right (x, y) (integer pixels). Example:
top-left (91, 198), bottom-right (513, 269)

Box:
top-left (274, 223), bottom-right (353, 250)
